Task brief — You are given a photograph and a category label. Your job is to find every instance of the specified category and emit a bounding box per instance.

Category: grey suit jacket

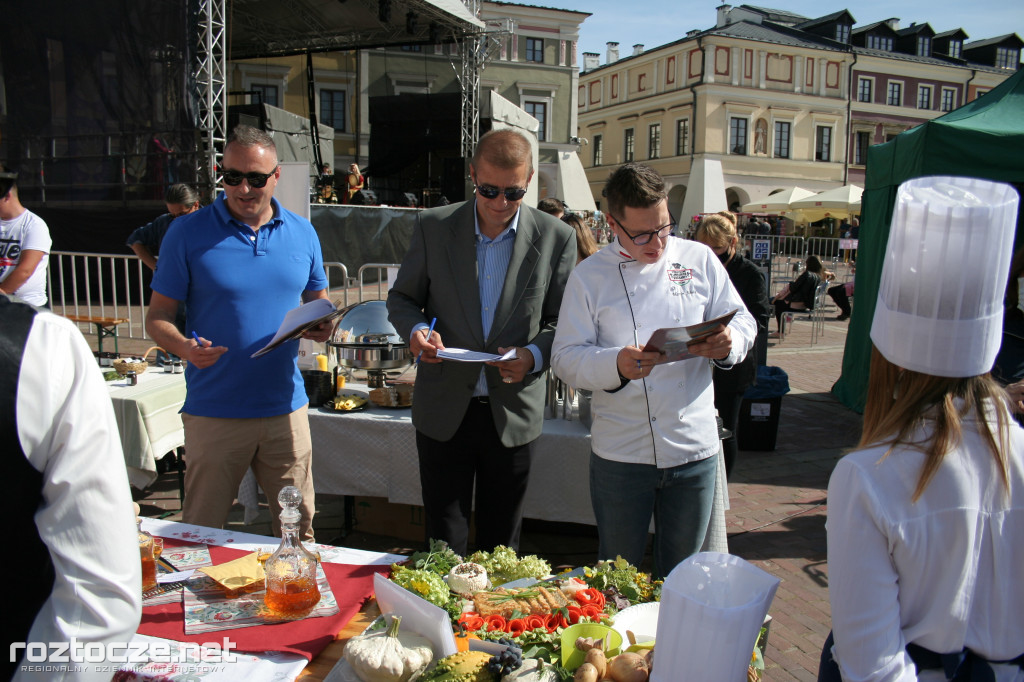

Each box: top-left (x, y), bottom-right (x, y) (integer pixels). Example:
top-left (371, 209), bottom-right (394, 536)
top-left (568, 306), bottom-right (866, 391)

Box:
top-left (387, 200), bottom-right (576, 447)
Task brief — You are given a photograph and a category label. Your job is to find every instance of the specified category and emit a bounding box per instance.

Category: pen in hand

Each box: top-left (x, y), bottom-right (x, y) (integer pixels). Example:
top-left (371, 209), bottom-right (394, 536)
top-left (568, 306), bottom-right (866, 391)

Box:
top-left (191, 330), bottom-right (206, 346)
top-left (417, 317), bottom-right (437, 364)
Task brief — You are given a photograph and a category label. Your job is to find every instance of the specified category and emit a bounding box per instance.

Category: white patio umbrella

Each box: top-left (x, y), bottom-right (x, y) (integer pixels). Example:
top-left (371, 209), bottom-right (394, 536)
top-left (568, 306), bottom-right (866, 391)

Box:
top-left (789, 184), bottom-right (864, 222)
top-left (741, 187), bottom-right (817, 214)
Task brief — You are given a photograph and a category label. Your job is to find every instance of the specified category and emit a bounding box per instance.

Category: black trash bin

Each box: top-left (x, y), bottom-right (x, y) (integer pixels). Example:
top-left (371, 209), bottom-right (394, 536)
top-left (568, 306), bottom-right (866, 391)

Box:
top-left (738, 366), bottom-right (790, 451)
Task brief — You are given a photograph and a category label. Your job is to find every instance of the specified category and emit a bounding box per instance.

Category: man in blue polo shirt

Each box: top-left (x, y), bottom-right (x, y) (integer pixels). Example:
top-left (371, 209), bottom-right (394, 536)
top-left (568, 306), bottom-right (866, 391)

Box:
top-left (146, 125), bottom-right (332, 540)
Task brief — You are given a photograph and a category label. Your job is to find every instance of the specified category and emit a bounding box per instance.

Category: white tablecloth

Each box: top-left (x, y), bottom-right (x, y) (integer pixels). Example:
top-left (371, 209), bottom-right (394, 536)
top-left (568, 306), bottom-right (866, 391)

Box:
top-left (106, 370), bottom-right (186, 488)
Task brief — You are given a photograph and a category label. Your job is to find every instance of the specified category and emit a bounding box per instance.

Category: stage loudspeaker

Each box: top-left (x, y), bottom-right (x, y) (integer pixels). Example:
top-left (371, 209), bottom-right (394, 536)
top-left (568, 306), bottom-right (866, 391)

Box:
top-left (352, 189), bottom-right (378, 205)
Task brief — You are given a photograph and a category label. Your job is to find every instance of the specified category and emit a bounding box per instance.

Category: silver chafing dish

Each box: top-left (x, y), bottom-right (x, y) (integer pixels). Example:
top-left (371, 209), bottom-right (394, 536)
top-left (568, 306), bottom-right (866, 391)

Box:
top-left (328, 300), bottom-right (412, 387)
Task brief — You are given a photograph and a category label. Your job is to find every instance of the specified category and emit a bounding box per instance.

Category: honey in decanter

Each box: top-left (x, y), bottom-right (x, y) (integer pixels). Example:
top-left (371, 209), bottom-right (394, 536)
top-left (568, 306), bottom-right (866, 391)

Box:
top-left (263, 486), bottom-right (320, 618)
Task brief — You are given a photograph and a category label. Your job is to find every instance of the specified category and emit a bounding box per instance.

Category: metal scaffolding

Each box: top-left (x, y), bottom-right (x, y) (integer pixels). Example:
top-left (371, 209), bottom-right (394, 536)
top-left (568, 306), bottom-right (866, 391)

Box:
top-left (455, 2), bottom-right (510, 158)
top-left (194, 0), bottom-right (228, 197)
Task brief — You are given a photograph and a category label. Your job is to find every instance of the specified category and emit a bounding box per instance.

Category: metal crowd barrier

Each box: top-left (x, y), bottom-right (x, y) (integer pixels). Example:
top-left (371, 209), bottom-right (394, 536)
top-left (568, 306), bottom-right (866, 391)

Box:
top-left (49, 250), bottom-right (350, 342)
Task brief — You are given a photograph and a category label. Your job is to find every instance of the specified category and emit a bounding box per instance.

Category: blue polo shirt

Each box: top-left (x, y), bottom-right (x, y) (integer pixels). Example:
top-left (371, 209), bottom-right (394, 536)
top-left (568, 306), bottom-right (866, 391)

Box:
top-left (152, 196), bottom-right (328, 418)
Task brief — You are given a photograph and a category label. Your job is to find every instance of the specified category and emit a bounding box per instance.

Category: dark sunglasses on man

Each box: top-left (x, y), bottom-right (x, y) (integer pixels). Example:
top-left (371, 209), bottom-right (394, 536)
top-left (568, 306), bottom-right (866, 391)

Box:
top-left (221, 167), bottom-right (278, 188)
top-left (475, 184), bottom-right (528, 202)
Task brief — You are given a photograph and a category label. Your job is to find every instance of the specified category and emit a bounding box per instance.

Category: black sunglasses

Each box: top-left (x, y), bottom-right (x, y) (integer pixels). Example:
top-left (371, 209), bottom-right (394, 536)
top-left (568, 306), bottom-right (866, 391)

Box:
top-left (221, 167), bottom-right (278, 188)
top-left (475, 184), bottom-right (528, 202)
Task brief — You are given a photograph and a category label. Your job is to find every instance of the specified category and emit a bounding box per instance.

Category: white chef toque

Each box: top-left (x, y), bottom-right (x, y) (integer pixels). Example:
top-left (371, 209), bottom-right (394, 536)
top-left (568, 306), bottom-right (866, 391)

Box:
top-left (870, 176), bottom-right (1019, 378)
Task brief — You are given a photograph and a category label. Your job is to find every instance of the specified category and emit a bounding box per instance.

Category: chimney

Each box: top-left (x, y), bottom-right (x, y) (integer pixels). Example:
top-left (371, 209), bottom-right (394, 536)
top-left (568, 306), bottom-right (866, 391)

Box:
top-left (633, 44), bottom-right (644, 56)
top-left (606, 42), bottom-right (619, 64)
top-left (716, 4), bottom-right (732, 28)
top-left (583, 51), bottom-right (600, 72)
top-left (885, 17), bottom-right (900, 30)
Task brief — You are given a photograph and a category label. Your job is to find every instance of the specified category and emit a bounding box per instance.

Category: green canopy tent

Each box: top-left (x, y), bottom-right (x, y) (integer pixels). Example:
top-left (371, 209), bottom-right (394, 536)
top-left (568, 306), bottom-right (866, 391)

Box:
top-left (833, 67), bottom-right (1024, 412)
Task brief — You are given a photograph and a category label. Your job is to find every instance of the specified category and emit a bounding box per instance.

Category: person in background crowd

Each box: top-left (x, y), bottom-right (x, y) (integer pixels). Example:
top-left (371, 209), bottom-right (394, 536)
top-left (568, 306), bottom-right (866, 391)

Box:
top-left (828, 273), bottom-right (855, 322)
top-left (343, 163), bottom-right (365, 203)
top-left (4, 294), bottom-right (141, 681)
top-left (387, 128), bottom-right (576, 555)
top-left (695, 211), bottom-right (771, 478)
top-left (127, 183), bottom-right (201, 361)
top-left (551, 163), bottom-right (756, 578)
top-left (771, 255), bottom-right (825, 335)
top-left (538, 197), bottom-right (566, 219)
top-left (562, 213), bottom-right (598, 263)
top-left (818, 176), bottom-right (1024, 682)
top-left (146, 125), bottom-right (333, 541)
top-left (127, 184), bottom-right (202, 272)
top-left (0, 164), bottom-right (51, 307)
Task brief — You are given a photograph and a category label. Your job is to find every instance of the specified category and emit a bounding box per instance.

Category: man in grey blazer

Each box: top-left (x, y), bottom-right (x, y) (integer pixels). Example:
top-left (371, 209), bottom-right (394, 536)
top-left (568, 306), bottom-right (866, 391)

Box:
top-left (387, 129), bottom-right (576, 554)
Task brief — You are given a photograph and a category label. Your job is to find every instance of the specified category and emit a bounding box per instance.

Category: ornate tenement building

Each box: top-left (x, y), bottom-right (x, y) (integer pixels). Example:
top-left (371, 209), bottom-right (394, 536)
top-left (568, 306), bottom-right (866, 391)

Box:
top-left (576, 4), bottom-right (1020, 218)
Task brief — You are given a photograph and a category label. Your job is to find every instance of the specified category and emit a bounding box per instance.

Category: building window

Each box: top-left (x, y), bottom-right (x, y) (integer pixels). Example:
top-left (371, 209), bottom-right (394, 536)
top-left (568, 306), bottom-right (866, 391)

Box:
top-left (948, 40), bottom-right (962, 58)
top-left (996, 47), bottom-right (1020, 69)
top-left (917, 85), bottom-right (932, 110)
top-left (676, 118), bottom-right (690, 156)
top-left (886, 81), bottom-right (902, 106)
top-left (730, 117), bottom-right (748, 155)
top-left (854, 131), bottom-right (871, 165)
top-left (857, 77), bottom-right (872, 103)
top-left (250, 83), bottom-right (278, 107)
top-left (940, 87), bottom-right (957, 112)
top-left (866, 35), bottom-right (893, 51)
top-left (524, 101), bottom-right (547, 141)
top-left (917, 36), bottom-right (931, 57)
top-left (835, 24), bottom-right (850, 43)
top-left (624, 128), bottom-right (635, 162)
top-left (773, 121), bottom-right (791, 158)
top-left (815, 126), bottom-right (832, 162)
top-left (319, 89), bottom-right (346, 132)
top-left (525, 38), bottom-right (544, 63)
top-left (593, 134), bottom-right (603, 166)
top-left (400, 44), bottom-right (422, 52)
top-left (648, 123), bottom-right (661, 159)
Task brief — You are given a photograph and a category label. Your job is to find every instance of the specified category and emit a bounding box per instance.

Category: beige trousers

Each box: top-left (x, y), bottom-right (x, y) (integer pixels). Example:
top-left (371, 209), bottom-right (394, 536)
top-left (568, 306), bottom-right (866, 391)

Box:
top-left (181, 405), bottom-right (315, 540)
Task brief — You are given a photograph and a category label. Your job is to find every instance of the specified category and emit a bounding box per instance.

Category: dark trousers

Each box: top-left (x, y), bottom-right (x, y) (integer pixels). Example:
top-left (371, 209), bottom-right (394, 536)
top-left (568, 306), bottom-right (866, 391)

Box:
top-left (774, 300), bottom-right (806, 331)
top-left (828, 284), bottom-right (851, 317)
top-left (713, 388), bottom-right (742, 478)
top-left (416, 398), bottom-right (534, 555)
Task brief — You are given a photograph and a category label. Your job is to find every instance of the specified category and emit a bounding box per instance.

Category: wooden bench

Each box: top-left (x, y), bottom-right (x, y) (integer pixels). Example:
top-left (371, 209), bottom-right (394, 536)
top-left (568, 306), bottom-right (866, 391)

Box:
top-left (65, 315), bottom-right (129, 355)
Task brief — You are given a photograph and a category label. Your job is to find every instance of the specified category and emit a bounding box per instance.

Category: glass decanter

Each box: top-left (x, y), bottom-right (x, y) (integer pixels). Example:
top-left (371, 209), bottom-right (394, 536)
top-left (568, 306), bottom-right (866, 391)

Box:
top-left (263, 486), bottom-right (321, 618)
top-left (138, 520), bottom-right (158, 592)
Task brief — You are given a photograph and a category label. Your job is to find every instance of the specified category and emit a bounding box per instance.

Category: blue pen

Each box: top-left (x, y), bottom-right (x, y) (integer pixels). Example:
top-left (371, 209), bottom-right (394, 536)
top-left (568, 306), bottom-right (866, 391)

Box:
top-left (417, 317), bottom-right (437, 364)
top-left (191, 330), bottom-right (204, 346)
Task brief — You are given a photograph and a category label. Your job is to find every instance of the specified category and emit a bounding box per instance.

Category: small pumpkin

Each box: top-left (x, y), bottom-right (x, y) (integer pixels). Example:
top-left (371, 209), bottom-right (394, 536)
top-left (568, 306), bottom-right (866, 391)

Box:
top-left (344, 614), bottom-right (434, 682)
top-left (454, 622), bottom-right (481, 652)
top-left (502, 658), bottom-right (561, 682)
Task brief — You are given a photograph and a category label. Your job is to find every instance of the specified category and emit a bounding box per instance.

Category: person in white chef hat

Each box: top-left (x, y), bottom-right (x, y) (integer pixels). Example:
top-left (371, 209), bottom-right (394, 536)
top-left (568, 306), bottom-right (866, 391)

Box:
top-left (819, 176), bottom-right (1024, 681)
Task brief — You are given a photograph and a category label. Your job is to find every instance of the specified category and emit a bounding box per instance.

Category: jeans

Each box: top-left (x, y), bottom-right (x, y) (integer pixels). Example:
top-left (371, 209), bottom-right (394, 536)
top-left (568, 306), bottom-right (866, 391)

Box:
top-left (589, 452), bottom-right (717, 578)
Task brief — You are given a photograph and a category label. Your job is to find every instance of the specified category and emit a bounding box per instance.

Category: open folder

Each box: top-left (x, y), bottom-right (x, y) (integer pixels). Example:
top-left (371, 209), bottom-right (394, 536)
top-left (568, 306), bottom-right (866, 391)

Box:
top-left (643, 308), bottom-right (739, 364)
top-left (251, 298), bottom-right (344, 358)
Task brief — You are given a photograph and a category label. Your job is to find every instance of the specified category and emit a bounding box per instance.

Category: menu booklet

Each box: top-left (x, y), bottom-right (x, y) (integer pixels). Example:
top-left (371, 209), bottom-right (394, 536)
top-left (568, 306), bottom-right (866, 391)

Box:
top-left (251, 298), bottom-right (344, 358)
top-left (643, 309), bottom-right (740, 364)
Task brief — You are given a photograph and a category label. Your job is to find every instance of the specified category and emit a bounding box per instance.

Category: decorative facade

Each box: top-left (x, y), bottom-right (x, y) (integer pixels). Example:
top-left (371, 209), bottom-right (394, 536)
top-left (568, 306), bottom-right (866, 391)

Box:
top-left (576, 4), bottom-right (1019, 219)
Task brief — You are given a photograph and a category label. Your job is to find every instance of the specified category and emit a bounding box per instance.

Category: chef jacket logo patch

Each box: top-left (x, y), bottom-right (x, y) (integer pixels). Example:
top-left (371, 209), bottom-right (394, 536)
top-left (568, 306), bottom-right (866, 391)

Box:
top-left (667, 265), bottom-right (692, 284)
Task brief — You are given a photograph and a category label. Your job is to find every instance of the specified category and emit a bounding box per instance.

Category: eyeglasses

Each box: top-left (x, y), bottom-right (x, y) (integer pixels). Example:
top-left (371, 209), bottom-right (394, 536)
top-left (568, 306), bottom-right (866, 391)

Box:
top-left (611, 213), bottom-right (677, 246)
top-left (475, 184), bottom-right (528, 202)
top-left (221, 167), bottom-right (278, 188)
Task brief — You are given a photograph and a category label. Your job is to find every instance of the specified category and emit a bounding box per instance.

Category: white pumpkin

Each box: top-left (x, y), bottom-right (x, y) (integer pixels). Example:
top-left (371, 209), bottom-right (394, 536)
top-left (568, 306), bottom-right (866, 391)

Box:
top-left (502, 658), bottom-right (561, 682)
top-left (344, 615), bottom-right (434, 682)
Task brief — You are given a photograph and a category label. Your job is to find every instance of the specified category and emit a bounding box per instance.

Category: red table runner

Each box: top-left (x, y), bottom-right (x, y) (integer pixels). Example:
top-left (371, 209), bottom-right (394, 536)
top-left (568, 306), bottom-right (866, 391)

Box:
top-left (138, 540), bottom-right (390, 660)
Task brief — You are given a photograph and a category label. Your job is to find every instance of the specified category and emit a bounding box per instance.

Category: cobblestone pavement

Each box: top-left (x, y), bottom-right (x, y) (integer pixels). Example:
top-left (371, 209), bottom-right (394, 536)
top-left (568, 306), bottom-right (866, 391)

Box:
top-left (94, 303), bottom-right (863, 681)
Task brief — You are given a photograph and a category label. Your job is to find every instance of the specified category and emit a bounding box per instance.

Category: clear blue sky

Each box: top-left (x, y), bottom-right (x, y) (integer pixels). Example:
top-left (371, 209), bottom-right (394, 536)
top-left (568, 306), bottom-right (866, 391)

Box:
top-left (544, 0), bottom-right (1024, 62)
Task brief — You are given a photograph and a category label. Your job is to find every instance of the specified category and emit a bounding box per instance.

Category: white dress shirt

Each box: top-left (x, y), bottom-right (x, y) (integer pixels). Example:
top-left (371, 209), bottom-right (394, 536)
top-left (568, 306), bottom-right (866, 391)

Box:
top-left (827, 403), bottom-right (1024, 682)
top-left (552, 236), bottom-right (756, 467)
top-left (14, 312), bottom-right (141, 681)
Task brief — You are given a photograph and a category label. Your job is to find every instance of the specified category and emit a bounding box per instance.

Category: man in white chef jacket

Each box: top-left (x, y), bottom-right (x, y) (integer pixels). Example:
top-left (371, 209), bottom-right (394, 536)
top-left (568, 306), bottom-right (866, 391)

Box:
top-left (552, 163), bottom-right (756, 578)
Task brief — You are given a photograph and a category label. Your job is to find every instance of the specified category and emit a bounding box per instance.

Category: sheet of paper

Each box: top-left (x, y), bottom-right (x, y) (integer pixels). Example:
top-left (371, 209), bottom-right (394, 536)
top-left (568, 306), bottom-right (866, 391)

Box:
top-left (251, 298), bottom-right (344, 358)
top-left (435, 347), bottom-right (518, 363)
top-left (157, 569), bottom-right (195, 583)
top-left (373, 573), bottom-right (458, 657)
top-left (643, 309), bottom-right (740, 364)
